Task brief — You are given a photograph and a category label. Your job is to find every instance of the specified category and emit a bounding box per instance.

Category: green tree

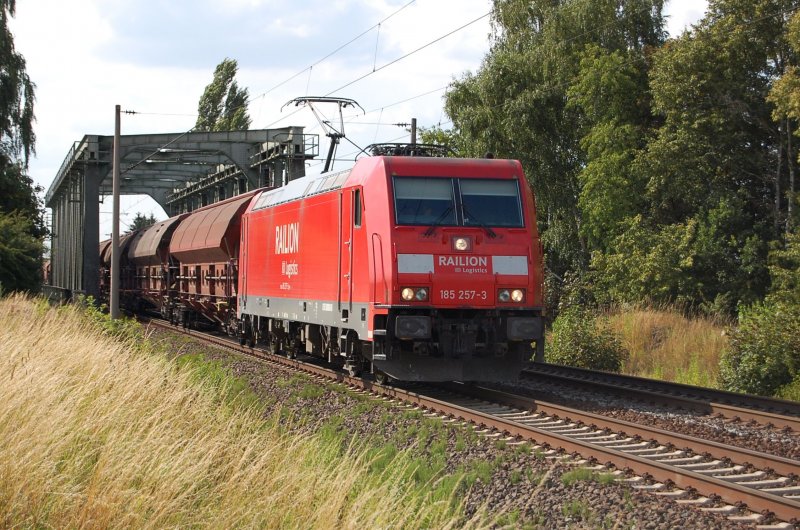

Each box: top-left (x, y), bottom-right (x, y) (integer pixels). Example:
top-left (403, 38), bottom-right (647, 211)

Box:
top-left (0, 151), bottom-right (45, 237)
top-left (127, 212), bottom-right (157, 233)
top-left (592, 200), bottom-right (768, 312)
top-left (566, 45), bottom-right (651, 251)
top-left (768, 8), bottom-right (800, 230)
top-left (644, 0), bottom-right (788, 229)
top-left (0, 0), bottom-right (35, 164)
top-left (0, 2), bottom-right (42, 294)
top-left (195, 58), bottom-right (251, 132)
top-left (766, 230), bottom-right (800, 305)
top-left (418, 126), bottom-right (463, 154)
top-left (719, 301), bottom-right (800, 396)
top-left (0, 211), bottom-right (43, 294)
top-left (445, 0), bottom-right (666, 277)
top-left (615, 0), bottom-right (798, 311)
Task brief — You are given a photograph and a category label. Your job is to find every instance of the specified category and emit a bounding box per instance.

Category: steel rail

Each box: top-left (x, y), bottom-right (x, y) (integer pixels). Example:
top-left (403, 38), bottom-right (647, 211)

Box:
top-left (524, 363), bottom-right (800, 432)
top-left (438, 383), bottom-right (800, 478)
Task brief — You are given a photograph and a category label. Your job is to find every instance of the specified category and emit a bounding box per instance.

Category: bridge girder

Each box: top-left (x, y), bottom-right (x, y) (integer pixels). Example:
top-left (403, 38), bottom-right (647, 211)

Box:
top-left (44, 127), bottom-right (315, 299)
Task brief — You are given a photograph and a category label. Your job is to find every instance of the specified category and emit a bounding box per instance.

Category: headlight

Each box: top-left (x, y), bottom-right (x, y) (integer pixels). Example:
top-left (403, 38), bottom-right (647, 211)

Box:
top-left (401, 287), bottom-right (428, 302)
top-left (453, 237), bottom-right (470, 251)
top-left (498, 289), bottom-right (511, 302)
top-left (511, 289), bottom-right (525, 302)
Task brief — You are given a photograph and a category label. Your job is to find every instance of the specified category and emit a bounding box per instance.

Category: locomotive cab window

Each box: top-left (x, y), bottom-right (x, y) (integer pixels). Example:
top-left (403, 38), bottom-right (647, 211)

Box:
top-left (460, 179), bottom-right (523, 228)
top-left (393, 176), bottom-right (524, 227)
top-left (393, 177), bottom-right (456, 226)
top-left (353, 188), bottom-right (362, 227)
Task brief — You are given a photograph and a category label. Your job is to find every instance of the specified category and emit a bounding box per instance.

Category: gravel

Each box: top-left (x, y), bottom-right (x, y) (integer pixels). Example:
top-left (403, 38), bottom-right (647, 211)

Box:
top-left (149, 328), bottom-right (767, 529)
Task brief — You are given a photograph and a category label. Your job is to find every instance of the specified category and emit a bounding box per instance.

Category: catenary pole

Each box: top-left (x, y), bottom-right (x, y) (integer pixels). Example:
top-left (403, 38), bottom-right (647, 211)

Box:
top-left (110, 104), bottom-right (121, 319)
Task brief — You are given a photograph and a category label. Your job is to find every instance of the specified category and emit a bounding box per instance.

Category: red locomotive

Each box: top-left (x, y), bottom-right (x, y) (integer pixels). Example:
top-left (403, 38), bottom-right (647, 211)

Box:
top-left (103, 148), bottom-right (545, 382)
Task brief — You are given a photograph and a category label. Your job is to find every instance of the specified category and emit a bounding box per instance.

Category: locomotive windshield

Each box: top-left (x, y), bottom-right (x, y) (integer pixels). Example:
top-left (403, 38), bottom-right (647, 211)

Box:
top-left (394, 177), bottom-right (457, 225)
top-left (393, 177), bottom-right (524, 227)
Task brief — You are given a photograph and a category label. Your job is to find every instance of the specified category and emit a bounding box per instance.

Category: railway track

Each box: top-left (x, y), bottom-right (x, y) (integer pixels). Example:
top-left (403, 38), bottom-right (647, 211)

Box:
top-left (524, 363), bottom-right (800, 432)
top-left (423, 383), bottom-right (800, 525)
top-left (147, 320), bottom-right (800, 527)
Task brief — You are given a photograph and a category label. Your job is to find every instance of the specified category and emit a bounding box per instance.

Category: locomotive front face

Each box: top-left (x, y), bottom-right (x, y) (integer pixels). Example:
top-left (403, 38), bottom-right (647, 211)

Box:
top-left (391, 174), bottom-right (535, 309)
top-left (376, 164), bottom-right (545, 381)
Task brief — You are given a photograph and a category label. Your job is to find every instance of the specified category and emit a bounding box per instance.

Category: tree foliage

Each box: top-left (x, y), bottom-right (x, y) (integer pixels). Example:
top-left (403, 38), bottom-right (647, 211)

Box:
top-left (0, 3), bottom-right (42, 294)
top-left (443, 0), bottom-right (800, 315)
top-left (0, 151), bottom-right (45, 237)
top-left (195, 58), bottom-right (251, 132)
top-left (127, 212), bottom-right (157, 233)
top-left (718, 202), bottom-right (800, 396)
top-left (445, 0), bottom-right (666, 278)
top-left (0, 0), bottom-right (35, 164)
top-left (719, 301), bottom-right (800, 395)
top-left (0, 211), bottom-right (43, 294)
top-left (547, 306), bottom-right (627, 372)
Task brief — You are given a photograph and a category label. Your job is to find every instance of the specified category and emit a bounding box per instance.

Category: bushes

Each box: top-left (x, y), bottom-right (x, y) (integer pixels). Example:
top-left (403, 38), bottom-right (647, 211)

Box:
top-left (547, 307), bottom-right (627, 372)
top-left (719, 302), bottom-right (800, 396)
top-left (718, 231), bottom-right (800, 398)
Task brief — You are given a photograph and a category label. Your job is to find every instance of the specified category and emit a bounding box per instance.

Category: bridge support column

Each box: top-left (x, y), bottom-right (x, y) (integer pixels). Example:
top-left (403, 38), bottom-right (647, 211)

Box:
top-left (82, 165), bottom-right (101, 300)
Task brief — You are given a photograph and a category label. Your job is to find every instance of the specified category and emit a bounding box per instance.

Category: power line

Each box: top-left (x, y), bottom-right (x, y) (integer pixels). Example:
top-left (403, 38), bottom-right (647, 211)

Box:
top-left (113, 4), bottom-right (489, 182)
top-left (323, 11), bottom-right (490, 97)
top-left (247, 0), bottom-right (417, 104)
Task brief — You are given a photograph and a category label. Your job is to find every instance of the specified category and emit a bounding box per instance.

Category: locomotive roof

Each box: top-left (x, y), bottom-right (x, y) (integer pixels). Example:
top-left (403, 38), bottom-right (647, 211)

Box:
top-left (251, 167), bottom-right (352, 211)
top-left (249, 155), bottom-right (523, 212)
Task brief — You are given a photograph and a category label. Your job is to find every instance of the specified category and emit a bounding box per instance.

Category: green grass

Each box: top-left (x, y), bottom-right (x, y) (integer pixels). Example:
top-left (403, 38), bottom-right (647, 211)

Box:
top-left (561, 467), bottom-right (617, 486)
top-left (562, 499), bottom-right (593, 520)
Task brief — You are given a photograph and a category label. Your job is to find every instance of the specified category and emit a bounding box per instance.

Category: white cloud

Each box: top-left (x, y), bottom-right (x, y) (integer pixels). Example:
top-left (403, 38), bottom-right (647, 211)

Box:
top-left (664, 0), bottom-right (707, 36)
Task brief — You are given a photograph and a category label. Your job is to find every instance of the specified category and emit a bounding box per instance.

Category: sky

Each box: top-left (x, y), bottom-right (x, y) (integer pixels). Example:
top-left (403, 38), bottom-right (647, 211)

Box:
top-left (9, 0), bottom-right (707, 235)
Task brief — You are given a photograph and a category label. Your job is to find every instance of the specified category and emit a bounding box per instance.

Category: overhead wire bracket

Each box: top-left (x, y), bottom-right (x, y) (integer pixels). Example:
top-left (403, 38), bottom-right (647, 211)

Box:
top-left (283, 97), bottom-right (364, 172)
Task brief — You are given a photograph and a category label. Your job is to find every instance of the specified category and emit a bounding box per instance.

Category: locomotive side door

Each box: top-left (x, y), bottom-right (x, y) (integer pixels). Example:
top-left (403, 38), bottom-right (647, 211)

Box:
top-left (338, 191), bottom-right (351, 318)
top-left (338, 188), bottom-right (361, 320)
top-left (239, 215), bottom-right (248, 311)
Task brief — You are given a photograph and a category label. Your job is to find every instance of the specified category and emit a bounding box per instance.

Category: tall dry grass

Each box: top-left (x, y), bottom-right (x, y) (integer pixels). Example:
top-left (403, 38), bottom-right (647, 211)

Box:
top-left (602, 307), bottom-right (729, 387)
top-left (0, 295), bottom-right (482, 529)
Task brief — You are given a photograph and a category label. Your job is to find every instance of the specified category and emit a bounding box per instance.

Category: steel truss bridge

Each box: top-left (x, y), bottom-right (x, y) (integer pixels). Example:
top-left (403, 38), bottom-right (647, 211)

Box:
top-left (44, 127), bottom-right (318, 301)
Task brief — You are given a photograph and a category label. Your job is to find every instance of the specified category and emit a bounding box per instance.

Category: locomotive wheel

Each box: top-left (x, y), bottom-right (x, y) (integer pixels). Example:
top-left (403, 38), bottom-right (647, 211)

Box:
top-left (374, 371), bottom-right (390, 385)
top-left (283, 345), bottom-right (296, 359)
top-left (344, 358), bottom-right (363, 377)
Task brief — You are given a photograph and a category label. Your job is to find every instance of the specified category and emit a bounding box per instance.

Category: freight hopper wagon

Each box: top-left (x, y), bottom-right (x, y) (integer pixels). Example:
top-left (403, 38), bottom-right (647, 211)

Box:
top-left (238, 156), bottom-right (545, 382)
top-left (168, 191), bottom-right (259, 331)
top-left (127, 213), bottom-right (188, 317)
top-left (98, 231), bottom-right (141, 307)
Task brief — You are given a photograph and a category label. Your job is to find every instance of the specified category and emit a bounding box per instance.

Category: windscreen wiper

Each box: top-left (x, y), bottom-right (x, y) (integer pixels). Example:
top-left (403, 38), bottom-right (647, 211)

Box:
top-left (423, 206), bottom-right (453, 237)
top-left (462, 205), bottom-right (497, 239)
